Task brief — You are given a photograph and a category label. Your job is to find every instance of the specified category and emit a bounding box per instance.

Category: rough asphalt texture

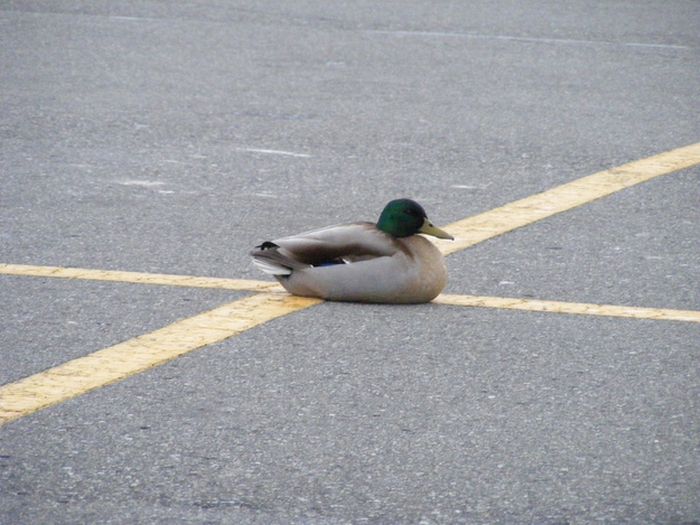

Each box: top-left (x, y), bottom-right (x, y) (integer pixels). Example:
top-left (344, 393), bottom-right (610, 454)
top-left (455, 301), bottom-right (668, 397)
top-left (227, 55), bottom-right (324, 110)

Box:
top-left (1, 1), bottom-right (699, 523)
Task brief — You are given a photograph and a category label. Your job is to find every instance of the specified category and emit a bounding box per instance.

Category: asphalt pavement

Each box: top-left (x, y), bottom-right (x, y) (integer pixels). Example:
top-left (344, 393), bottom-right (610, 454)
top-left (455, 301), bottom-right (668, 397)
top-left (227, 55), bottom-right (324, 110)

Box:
top-left (1, 1), bottom-right (699, 523)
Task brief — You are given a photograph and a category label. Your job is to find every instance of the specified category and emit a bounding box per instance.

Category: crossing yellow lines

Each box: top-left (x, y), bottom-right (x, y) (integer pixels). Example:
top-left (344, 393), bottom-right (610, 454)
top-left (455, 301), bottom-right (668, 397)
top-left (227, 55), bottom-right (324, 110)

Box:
top-left (0, 293), bottom-right (321, 426)
top-left (3, 261), bottom-right (699, 325)
top-left (2, 142), bottom-right (700, 427)
top-left (433, 142), bottom-right (700, 254)
top-left (2, 263), bottom-right (699, 324)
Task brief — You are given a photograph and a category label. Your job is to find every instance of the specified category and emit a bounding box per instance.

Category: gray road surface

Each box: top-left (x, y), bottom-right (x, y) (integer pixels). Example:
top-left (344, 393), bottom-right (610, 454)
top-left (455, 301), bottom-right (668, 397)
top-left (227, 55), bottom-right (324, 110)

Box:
top-left (1, 1), bottom-right (699, 523)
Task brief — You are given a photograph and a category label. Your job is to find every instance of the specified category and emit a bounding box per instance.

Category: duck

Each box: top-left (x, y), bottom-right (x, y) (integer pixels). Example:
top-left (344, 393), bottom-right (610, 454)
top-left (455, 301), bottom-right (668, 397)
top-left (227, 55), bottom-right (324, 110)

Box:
top-left (250, 198), bottom-right (453, 303)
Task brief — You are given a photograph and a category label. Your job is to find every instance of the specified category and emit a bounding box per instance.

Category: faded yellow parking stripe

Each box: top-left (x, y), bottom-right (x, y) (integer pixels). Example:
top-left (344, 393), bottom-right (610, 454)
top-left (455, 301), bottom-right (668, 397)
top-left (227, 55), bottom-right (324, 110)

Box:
top-left (0, 293), bottom-right (320, 426)
top-left (4, 263), bottom-right (697, 323)
top-left (433, 142), bottom-right (700, 254)
top-left (434, 294), bottom-right (700, 323)
top-left (2, 143), bottom-right (700, 426)
top-left (0, 263), bottom-right (283, 292)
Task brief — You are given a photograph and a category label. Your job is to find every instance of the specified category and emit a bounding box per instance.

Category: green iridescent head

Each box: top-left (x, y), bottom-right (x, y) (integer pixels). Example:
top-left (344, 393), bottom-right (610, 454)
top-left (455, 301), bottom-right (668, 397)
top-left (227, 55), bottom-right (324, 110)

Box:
top-left (376, 199), bottom-right (453, 239)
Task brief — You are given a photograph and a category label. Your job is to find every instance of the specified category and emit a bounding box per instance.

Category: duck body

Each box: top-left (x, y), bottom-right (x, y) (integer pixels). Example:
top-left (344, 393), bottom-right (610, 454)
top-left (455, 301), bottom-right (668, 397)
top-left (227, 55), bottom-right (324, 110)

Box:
top-left (250, 199), bottom-right (452, 304)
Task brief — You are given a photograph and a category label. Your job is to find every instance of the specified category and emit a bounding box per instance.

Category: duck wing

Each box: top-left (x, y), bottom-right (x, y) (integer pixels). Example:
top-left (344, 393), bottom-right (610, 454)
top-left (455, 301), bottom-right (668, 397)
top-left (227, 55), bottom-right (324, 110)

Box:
top-left (250, 222), bottom-right (398, 275)
top-left (274, 222), bottom-right (398, 265)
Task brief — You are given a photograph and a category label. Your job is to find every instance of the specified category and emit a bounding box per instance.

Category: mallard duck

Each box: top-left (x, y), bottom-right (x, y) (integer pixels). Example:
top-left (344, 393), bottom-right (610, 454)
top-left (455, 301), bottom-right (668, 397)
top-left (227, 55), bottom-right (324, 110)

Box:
top-left (250, 198), bottom-right (453, 303)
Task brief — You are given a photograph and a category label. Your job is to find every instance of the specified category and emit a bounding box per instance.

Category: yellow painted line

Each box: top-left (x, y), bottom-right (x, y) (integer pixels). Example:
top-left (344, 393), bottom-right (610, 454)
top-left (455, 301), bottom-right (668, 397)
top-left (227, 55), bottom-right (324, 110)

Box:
top-left (0, 293), bottom-right (321, 427)
top-left (0, 263), bottom-right (284, 293)
top-left (434, 294), bottom-right (700, 323)
top-left (433, 142), bottom-right (700, 255)
top-left (4, 260), bottom-right (696, 322)
top-left (2, 143), bottom-right (699, 426)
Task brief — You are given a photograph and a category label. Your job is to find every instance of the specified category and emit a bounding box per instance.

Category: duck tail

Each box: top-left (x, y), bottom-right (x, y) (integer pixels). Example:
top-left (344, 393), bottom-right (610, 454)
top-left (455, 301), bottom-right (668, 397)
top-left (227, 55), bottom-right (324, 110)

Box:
top-left (250, 242), bottom-right (305, 276)
top-left (252, 257), bottom-right (292, 275)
